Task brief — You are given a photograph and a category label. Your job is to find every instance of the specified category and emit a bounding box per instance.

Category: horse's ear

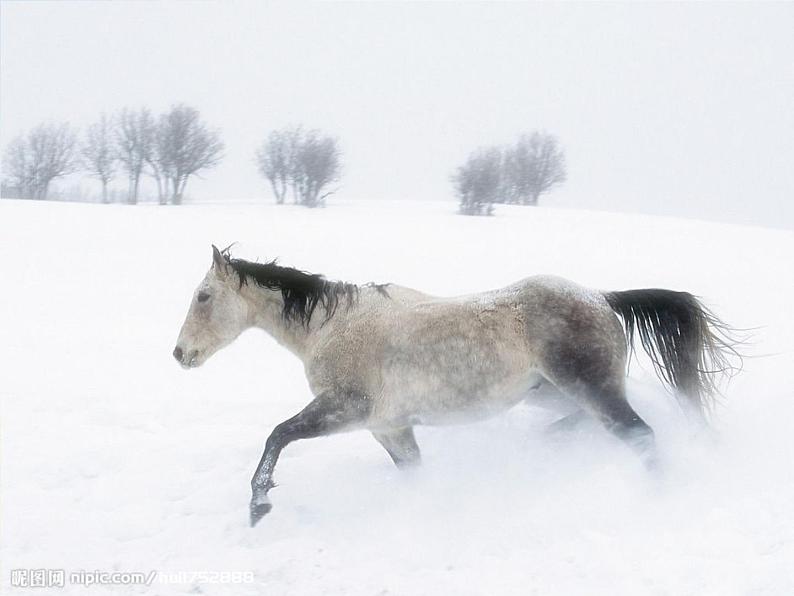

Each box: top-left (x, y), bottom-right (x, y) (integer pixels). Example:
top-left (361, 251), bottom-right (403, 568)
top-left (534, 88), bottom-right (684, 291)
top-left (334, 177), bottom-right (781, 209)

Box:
top-left (211, 245), bottom-right (228, 277)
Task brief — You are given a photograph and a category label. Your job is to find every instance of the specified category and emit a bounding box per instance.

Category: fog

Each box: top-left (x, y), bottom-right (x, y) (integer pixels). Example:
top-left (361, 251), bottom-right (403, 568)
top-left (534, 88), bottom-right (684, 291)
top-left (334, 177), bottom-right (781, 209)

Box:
top-left (2, 1), bottom-right (793, 227)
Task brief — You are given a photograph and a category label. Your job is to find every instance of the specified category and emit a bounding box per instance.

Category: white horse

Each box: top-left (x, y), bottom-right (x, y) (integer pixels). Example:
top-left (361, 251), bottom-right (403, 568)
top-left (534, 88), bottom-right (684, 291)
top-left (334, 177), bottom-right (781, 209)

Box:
top-left (174, 246), bottom-right (739, 527)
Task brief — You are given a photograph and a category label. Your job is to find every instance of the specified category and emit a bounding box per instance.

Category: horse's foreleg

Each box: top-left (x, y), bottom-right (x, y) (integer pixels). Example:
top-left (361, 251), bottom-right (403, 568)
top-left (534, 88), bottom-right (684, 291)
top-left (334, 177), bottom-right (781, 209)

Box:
top-left (372, 427), bottom-right (421, 469)
top-left (249, 390), bottom-right (372, 527)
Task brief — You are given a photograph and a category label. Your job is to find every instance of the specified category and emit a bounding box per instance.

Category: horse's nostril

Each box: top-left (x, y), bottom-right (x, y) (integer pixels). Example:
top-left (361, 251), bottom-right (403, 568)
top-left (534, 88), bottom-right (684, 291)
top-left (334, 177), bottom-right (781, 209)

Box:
top-left (173, 346), bottom-right (183, 362)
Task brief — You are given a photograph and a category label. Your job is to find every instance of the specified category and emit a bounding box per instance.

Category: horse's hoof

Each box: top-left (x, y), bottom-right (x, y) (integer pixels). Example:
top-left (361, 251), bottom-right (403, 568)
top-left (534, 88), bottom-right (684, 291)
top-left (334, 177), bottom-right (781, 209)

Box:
top-left (249, 498), bottom-right (272, 527)
top-left (250, 503), bottom-right (272, 527)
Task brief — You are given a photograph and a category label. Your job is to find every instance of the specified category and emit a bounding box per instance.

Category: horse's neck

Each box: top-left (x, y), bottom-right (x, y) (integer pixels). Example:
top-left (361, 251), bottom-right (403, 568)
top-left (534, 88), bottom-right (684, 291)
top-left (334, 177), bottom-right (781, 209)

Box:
top-left (242, 285), bottom-right (316, 360)
top-left (242, 281), bottom-right (402, 360)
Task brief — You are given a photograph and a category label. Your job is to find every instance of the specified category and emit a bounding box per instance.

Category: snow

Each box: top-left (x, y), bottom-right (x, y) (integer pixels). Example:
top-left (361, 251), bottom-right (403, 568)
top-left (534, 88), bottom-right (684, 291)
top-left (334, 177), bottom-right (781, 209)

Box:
top-left (1, 199), bottom-right (792, 595)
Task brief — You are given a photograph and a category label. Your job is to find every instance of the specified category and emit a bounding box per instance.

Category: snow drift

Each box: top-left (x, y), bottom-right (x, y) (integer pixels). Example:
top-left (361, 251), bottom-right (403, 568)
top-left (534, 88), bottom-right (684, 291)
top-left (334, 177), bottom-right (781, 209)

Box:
top-left (1, 199), bottom-right (792, 595)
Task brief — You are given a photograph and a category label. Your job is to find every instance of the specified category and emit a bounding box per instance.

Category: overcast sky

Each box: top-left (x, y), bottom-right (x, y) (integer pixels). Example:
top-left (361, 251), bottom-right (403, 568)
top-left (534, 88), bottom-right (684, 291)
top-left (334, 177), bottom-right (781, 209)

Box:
top-left (2, 1), bottom-right (793, 228)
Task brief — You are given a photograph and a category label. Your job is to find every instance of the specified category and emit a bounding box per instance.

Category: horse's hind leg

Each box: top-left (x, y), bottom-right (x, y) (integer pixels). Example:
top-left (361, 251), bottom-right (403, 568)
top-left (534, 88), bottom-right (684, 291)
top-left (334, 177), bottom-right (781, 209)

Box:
top-left (523, 378), bottom-right (589, 435)
top-left (590, 387), bottom-right (657, 468)
top-left (372, 427), bottom-right (421, 469)
top-left (563, 381), bottom-right (656, 468)
top-left (545, 409), bottom-right (589, 435)
top-left (541, 347), bottom-right (657, 468)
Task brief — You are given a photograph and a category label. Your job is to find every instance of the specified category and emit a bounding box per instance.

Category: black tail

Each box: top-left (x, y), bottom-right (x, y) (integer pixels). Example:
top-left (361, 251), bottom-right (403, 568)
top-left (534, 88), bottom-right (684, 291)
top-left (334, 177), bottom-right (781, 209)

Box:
top-left (604, 289), bottom-right (743, 421)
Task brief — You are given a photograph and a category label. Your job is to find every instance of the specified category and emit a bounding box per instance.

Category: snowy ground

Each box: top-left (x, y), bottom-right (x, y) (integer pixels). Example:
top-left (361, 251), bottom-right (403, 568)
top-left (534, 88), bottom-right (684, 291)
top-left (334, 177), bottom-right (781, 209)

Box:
top-left (1, 199), bottom-right (793, 595)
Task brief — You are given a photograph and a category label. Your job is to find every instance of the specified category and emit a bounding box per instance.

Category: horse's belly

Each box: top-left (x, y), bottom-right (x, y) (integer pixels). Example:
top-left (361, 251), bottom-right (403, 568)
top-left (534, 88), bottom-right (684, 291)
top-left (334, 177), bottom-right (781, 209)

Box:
top-left (409, 389), bottom-right (528, 425)
top-left (374, 365), bottom-right (540, 426)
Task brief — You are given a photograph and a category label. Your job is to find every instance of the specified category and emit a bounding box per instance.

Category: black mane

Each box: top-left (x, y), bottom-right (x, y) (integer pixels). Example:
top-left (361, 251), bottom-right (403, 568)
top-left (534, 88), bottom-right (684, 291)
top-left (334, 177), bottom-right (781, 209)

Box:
top-left (222, 251), bottom-right (358, 327)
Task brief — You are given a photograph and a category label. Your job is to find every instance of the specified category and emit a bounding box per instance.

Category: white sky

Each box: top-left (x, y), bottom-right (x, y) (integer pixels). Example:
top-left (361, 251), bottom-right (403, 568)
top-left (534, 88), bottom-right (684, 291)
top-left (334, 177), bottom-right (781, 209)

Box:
top-left (2, 1), bottom-right (793, 228)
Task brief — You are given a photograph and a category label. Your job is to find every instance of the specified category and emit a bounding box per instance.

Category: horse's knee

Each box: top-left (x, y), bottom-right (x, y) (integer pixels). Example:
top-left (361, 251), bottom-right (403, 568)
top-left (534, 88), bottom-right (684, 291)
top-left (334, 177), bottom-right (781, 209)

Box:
top-left (262, 423), bottom-right (290, 456)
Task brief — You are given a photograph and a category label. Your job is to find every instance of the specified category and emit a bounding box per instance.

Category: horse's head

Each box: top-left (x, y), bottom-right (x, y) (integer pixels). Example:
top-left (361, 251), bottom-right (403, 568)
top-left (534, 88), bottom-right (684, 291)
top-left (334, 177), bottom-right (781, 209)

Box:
top-left (173, 245), bottom-right (249, 369)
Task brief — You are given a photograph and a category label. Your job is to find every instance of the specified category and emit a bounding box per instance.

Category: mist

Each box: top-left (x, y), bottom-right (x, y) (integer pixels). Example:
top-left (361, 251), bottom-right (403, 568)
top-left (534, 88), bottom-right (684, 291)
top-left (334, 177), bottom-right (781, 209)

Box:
top-left (2, 1), bottom-right (793, 228)
top-left (2, 4), bottom-right (794, 594)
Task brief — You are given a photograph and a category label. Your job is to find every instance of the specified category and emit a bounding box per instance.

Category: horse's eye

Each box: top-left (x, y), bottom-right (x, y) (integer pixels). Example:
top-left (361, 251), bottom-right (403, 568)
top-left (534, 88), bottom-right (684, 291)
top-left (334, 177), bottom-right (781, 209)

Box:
top-left (197, 291), bottom-right (211, 303)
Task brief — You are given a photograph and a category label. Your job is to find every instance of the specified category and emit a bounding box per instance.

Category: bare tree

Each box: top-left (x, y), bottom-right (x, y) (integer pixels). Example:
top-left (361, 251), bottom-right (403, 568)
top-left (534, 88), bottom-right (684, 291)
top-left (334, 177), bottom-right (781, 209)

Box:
top-left (503, 132), bottom-right (566, 205)
top-left (285, 128), bottom-right (304, 204)
top-left (81, 113), bottom-right (116, 203)
top-left (255, 128), bottom-right (293, 204)
top-left (154, 104), bottom-right (223, 205)
top-left (292, 129), bottom-right (341, 208)
top-left (452, 147), bottom-right (502, 215)
top-left (29, 123), bottom-right (79, 200)
top-left (146, 117), bottom-right (171, 205)
top-left (1, 122), bottom-right (78, 200)
top-left (115, 107), bottom-right (153, 205)
top-left (255, 126), bottom-right (340, 208)
top-left (2, 136), bottom-right (33, 199)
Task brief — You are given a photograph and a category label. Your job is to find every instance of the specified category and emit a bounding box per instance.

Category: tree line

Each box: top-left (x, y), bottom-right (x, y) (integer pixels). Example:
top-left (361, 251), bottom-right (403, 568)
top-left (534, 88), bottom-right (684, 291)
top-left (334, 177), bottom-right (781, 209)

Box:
top-left (2, 104), bottom-right (223, 204)
top-left (453, 131), bottom-right (567, 215)
top-left (3, 115), bottom-right (567, 213)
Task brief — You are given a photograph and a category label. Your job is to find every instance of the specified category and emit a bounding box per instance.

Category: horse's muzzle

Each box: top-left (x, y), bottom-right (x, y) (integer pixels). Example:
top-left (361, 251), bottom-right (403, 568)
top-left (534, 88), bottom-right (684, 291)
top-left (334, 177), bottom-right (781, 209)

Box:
top-left (173, 345), bottom-right (200, 368)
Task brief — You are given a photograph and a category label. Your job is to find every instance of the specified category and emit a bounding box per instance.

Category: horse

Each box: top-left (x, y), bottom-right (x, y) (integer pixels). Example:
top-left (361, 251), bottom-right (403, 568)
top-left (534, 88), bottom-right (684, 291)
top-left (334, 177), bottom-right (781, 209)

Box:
top-left (173, 245), bottom-right (740, 527)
